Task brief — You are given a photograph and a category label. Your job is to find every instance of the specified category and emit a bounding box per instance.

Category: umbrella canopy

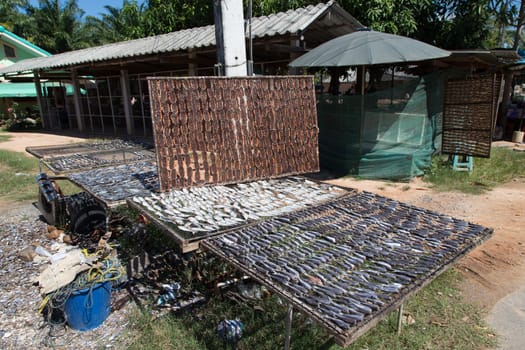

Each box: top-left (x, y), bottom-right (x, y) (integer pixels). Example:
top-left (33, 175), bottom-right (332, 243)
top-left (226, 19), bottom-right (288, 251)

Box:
top-left (289, 30), bottom-right (450, 67)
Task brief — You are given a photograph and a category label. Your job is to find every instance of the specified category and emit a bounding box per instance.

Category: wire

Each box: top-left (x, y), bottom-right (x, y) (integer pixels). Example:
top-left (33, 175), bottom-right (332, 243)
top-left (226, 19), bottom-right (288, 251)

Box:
top-left (39, 254), bottom-right (125, 319)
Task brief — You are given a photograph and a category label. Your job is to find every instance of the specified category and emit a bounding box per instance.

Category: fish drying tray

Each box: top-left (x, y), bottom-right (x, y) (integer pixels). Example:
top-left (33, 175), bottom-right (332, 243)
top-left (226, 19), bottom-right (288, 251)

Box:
top-left (126, 177), bottom-right (350, 252)
top-left (42, 148), bottom-right (156, 175)
top-left (26, 139), bottom-right (153, 159)
top-left (68, 161), bottom-right (159, 208)
top-left (201, 191), bottom-right (493, 347)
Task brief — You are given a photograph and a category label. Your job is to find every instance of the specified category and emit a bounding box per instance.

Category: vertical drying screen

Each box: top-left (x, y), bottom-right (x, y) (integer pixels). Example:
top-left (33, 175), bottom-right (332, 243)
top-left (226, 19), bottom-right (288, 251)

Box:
top-left (442, 73), bottom-right (500, 158)
top-left (148, 76), bottom-right (319, 191)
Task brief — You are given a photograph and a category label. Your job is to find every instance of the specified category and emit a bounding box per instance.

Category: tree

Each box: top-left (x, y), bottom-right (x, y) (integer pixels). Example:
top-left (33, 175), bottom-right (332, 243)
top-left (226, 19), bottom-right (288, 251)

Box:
top-left (84, 0), bottom-right (147, 44)
top-left (513, 0), bottom-right (525, 49)
top-left (411, 0), bottom-right (496, 50)
top-left (491, 0), bottom-right (517, 47)
top-left (447, 0), bottom-right (493, 49)
top-left (0, 0), bottom-right (29, 31)
top-left (249, 0), bottom-right (316, 17)
top-left (142, 0), bottom-right (214, 36)
top-left (338, 0), bottom-right (431, 35)
top-left (5, 0), bottom-right (523, 53)
top-left (23, 0), bottom-right (89, 53)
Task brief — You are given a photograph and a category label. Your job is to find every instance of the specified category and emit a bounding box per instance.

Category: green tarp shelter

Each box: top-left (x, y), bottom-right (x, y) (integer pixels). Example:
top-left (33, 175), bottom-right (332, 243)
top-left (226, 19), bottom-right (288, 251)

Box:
top-left (317, 73), bottom-right (444, 180)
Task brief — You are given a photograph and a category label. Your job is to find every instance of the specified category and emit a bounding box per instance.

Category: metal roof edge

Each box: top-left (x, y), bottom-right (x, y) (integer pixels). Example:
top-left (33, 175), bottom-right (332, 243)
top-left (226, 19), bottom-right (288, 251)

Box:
top-left (0, 2), bottom-right (365, 76)
top-left (291, 1), bottom-right (334, 33)
top-left (297, 0), bottom-right (363, 34)
top-left (447, 49), bottom-right (521, 67)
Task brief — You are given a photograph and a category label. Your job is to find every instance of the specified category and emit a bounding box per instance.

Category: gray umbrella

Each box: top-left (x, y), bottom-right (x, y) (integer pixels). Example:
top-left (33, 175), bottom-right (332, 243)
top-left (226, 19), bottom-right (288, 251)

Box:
top-left (290, 29), bottom-right (451, 148)
top-left (289, 29), bottom-right (450, 67)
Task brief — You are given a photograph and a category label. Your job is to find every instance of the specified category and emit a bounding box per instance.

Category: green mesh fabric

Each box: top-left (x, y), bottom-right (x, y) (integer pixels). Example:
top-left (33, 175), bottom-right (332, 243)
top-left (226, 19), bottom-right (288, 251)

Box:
top-left (317, 73), bottom-right (443, 180)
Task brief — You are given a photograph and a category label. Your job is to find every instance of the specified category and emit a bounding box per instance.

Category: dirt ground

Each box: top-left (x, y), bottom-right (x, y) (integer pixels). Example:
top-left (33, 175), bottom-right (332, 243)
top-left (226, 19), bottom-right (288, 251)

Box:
top-left (0, 130), bottom-right (87, 153)
top-left (1, 131), bottom-right (524, 311)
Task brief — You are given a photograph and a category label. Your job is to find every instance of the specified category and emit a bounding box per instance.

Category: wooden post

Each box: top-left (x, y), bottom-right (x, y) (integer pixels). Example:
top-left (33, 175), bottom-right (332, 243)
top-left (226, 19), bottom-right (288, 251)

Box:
top-left (33, 71), bottom-right (47, 129)
top-left (359, 65), bottom-right (366, 161)
top-left (288, 36), bottom-right (302, 75)
top-left (70, 69), bottom-right (84, 132)
top-left (499, 70), bottom-right (514, 136)
top-left (284, 303), bottom-right (293, 350)
top-left (120, 69), bottom-right (134, 135)
top-left (397, 303), bottom-right (404, 335)
top-left (188, 50), bottom-right (197, 76)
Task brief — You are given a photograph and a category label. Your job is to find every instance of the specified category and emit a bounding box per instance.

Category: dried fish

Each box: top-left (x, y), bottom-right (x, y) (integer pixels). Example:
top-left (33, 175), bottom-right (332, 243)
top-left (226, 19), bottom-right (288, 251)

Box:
top-left (70, 161), bottom-right (159, 204)
top-left (44, 148), bottom-right (155, 173)
top-left (132, 177), bottom-right (346, 236)
top-left (200, 190), bottom-right (493, 340)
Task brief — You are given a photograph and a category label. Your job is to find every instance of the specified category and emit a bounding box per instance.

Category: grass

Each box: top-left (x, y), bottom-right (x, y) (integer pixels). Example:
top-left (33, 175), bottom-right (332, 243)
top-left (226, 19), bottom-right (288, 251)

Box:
top-left (424, 147), bottom-right (525, 194)
top-left (343, 269), bottom-right (496, 350)
top-left (0, 149), bottom-right (82, 202)
top-left (128, 309), bottom-right (205, 350)
top-left (53, 179), bottom-right (83, 196)
top-left (0, 132), bottom-right (11, 143)
top-left (125, 268), bottom-right (496, 350)
top-left (0, 149), bottom-right (40, 201)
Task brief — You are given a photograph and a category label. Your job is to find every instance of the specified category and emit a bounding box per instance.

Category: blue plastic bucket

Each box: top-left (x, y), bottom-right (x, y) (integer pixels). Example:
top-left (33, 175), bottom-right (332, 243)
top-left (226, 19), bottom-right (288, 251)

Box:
top-left (64, 281), bottom-right (112, 331)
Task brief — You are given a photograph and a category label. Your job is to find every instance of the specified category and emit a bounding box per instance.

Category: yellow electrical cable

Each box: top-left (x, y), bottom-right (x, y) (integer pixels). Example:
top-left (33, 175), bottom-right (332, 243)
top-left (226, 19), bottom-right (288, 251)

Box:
top-left (38, 294), bottom-right (51, 314)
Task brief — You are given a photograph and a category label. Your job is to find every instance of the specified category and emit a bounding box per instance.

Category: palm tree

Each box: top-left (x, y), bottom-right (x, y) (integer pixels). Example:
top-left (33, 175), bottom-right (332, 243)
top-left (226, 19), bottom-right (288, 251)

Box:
top-left (0, 0), bottom-right (29, 31)
top-left (84, 0), bottom-right (147, 45)
top-left (25, 0), bottom-right (88, 53)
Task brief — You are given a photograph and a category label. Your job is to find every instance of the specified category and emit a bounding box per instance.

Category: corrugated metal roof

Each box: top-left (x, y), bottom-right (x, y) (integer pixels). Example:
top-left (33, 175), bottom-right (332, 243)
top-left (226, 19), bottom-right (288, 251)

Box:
top-left (0, 1), bottom-right (361, 75)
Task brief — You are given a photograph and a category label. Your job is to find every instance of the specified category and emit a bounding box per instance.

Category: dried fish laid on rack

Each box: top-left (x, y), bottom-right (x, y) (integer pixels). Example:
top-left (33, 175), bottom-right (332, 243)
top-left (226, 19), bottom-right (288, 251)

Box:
top-left (201, 191), bottom-right (493, 347)
top-left (130, 177), bottom-right (348, 238)
top-left (68, 161), bottom-right (159, 206)
top-left (26, 139), bottom-right (153, 158)
top-left (43, 149), bottom-right (156, 174)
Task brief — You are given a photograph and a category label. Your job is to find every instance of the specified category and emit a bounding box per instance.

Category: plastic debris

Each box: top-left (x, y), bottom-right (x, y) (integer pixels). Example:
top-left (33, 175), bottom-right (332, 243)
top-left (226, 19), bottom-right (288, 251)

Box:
top-left (238, 281), bottom-right (267, 299)
top-left (217, 319), bottom-right (244, 343)
top-left (171, 291), bottom-right (206, 312)
top-left (156, 282), bottom-right (181, 306)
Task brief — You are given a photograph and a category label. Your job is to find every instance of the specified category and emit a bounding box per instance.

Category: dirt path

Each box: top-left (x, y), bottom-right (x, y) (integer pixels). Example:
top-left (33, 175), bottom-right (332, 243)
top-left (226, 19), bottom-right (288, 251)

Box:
top-left (1, 131), bottom-right (524, 310)
top-left (0, 130), bottom-right (87, 154)
top-left (328, 176), bottom-right (525, 310)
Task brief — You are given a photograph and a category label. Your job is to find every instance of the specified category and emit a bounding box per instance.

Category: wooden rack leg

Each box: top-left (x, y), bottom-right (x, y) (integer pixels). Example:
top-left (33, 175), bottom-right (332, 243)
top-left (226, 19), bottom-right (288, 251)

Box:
top-left (284, 303), bottom-right (293, 350)
top-left (397, 303), bottom-right (404, 335)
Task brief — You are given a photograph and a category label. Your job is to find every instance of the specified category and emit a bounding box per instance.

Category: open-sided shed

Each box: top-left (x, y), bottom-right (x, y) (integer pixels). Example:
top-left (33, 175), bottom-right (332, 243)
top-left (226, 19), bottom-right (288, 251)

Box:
top-left (0, 1), bottom-right (361, 137)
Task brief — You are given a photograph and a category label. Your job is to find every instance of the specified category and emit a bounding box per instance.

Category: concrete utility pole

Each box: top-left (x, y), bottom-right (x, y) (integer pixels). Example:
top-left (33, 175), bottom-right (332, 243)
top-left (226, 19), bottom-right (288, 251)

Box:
top-left (500, 0), bottom-right (525, 134)
top-left (214, 0), bottom-right (248, 76)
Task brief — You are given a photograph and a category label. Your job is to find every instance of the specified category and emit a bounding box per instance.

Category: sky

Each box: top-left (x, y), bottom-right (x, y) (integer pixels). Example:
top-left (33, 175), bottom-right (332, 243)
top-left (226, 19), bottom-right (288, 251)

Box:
top-left (29, 0), bottom-right (145, 18)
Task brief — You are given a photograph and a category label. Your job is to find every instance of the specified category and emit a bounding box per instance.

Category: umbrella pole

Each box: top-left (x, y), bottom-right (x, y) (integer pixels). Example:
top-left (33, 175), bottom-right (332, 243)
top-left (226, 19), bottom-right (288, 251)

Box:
top-left (359, 65), bottom-right (366, 165)
top-left (391, 66), bottom-right (394, 105)
top-left (360, 65), bottom-right (366, 95)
